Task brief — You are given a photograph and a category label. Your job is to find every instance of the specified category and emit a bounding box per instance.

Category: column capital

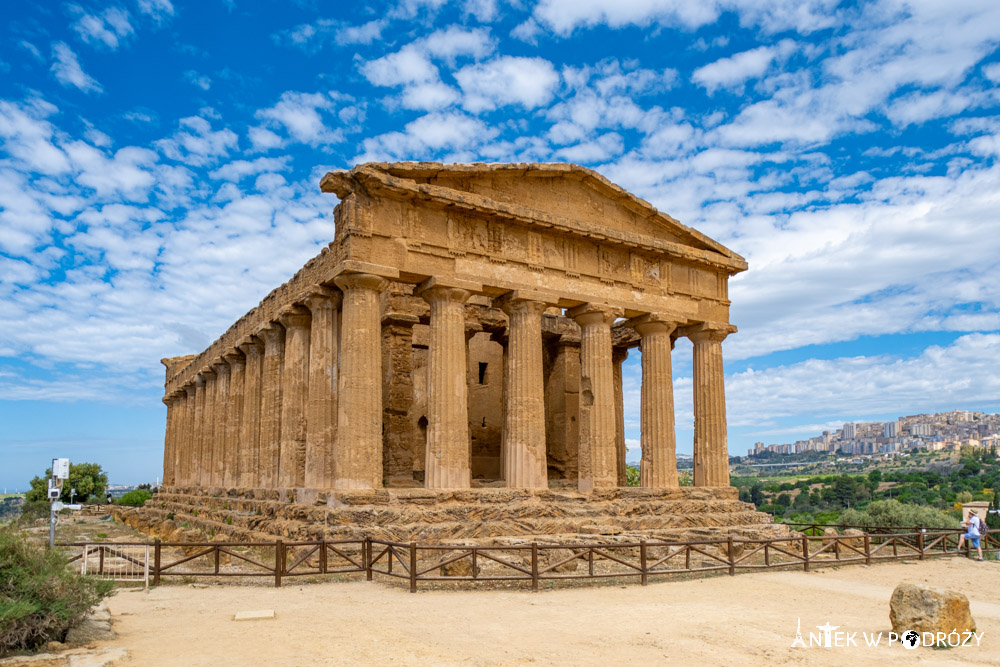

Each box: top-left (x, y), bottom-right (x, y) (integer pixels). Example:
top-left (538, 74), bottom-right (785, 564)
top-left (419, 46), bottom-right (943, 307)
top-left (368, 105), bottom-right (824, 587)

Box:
top-left (211, 359), bottom-right (229, 374)
top-left (498, 291), bottom-right (551, 318)
top-left (333, 271), bottom-right (389, 293)
top-left (416, 276), bottom-right (481, 304)
top-left (630, 313), bottom-right (682, 338)
top-left (256, 321), bottom-right (285, 344)
top-left (183, 384), bottom-right (197, 397)
top-left (612, 347), bottom-right (629, 364)
top-left (680, 322), bottom-right (737, 343)
top-left (223, 350), bottom-right (245, 367)
top-left (567, 302), bottom-right (623, 327)
top-left (197, 369), bottom-right (215, 383)
top-left (278, 305), bottom-right (312, 329)
top-left (302, 284), bottom-right (342, 310)
top-left (237, 335), bottom-right (264, 356)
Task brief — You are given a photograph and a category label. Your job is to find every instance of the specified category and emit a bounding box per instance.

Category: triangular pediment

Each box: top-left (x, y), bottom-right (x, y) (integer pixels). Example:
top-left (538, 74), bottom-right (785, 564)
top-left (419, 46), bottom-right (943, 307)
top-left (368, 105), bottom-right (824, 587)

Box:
top-left (321, 162), bottom-right (746, 274)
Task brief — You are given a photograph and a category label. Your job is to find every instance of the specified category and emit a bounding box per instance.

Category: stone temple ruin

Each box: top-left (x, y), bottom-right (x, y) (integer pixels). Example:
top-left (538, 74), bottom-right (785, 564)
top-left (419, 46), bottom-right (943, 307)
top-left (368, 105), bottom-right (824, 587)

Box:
top-left (149, 162), bottom-right (782, 544)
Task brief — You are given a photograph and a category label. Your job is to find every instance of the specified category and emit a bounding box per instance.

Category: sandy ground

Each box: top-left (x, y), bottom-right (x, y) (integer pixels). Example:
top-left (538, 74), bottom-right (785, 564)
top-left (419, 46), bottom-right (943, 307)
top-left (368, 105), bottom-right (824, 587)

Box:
top-left (98, 557), bottom-right (1000, 666)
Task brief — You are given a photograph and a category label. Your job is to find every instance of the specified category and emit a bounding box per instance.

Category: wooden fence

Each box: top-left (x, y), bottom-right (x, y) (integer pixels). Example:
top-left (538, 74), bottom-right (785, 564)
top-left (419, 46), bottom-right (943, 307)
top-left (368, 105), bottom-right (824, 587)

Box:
top-left (59, 525), bottom-right (998, 592)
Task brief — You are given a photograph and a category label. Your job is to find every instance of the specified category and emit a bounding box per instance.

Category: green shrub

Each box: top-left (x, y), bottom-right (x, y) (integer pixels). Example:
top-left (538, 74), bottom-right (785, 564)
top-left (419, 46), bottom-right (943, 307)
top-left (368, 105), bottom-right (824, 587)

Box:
top-left (115, 489), bottom-right (152, 507)
top-left (0, 526), bottom-right (112, 656)
top-left (16, 502), bottom-right (49, 525)
top-left (839, 500), bottom-right (959, 530)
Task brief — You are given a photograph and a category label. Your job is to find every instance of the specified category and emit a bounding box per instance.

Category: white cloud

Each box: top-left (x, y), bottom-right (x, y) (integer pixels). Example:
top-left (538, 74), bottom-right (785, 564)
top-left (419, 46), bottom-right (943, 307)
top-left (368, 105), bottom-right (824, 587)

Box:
top-left (456, 56), bottom-right (560, 112)
top-left (72, 8), bottom-right (134, 50)
top-left (421, 27), bottom-right (495, 61)
top-left (338, 19), bottom-right (388, 45)
top-left (137, 0), bottom-right (175, 23)
top-left (532, 0), bottom-right (721, 35)
top-left (155, 116), bottom-right (237, 167)
top-left (184, 70), bottom-right (211, 91)
top-left (50, 42), bottom-right (103, 93)
top-left (356, 111), bottom-right (497, 161)
top-left (464, 0), bottom-right (498, 22)
top-left (254, 91), bottom-right (344, 146)
top-left (985, 63), bottom-right (1000, 83)
top-left (209, 157), bottom-right (290, 182)
top-left (361, 45), bottom-right (439, 87)
top-left (692, 43), bottom-right (790, 93)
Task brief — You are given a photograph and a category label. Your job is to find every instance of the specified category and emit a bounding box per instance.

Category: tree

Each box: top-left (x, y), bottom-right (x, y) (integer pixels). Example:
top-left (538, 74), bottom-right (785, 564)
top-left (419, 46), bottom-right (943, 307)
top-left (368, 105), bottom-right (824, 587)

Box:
top-left (988, 488), bottom-right (1000, 531)
top-left (868, 469), bottom-right (882, 486)
top-left (25, 462), bottom-right (108, 504)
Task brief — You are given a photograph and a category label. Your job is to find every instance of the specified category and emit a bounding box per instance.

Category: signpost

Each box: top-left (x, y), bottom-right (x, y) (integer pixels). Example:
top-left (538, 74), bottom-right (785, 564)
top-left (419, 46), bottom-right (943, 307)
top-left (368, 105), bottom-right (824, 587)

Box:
top-left (49, 458), bottom-right (70, 549)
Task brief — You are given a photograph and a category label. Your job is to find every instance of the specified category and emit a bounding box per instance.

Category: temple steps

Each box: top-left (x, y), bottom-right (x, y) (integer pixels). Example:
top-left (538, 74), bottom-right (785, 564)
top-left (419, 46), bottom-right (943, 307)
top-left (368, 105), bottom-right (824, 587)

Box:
top-left (116, 486), bottom-right (788, 545)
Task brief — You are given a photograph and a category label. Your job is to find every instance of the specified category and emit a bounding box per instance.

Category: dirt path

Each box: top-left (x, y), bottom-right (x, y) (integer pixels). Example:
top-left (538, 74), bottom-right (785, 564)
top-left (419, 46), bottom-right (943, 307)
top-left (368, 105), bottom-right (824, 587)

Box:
top-left (99, 557), bottom-right (1000, 666)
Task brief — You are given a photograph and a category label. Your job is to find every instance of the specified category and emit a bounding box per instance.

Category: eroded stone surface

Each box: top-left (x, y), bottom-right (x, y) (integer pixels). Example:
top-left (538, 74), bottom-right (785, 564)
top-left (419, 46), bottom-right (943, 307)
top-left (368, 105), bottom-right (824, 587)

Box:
top-left (889, 583), bottom-right (976, 636)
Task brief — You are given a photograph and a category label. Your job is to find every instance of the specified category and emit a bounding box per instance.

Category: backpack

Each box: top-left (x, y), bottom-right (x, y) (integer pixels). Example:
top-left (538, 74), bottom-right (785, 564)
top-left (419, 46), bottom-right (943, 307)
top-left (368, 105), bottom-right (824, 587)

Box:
top-left (971, 514), bottom-right (986, 536)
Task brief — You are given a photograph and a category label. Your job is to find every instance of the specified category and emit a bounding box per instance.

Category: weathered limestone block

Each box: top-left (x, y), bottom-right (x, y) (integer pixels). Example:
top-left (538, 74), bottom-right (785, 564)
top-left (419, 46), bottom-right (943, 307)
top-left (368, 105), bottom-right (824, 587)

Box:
top-left (889, 583), bottom-right (976, 636)
top-left (843, 528), bottom-right (865, 549)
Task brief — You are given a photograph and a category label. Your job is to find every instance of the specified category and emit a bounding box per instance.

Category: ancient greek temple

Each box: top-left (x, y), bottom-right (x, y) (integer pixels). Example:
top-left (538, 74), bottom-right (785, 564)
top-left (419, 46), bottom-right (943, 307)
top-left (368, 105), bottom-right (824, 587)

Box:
top-left (160, 162), bottom-right (746, 496)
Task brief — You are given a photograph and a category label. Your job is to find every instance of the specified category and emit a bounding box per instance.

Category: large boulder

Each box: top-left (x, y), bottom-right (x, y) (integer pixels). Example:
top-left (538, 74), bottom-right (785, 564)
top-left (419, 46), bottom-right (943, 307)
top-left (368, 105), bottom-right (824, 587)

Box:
top-left (889, 583), bottom-right (976, 636)
top-left (821, 527), bottom-right (839, 546)
top-left (843, 528), bottom-right (865, 550)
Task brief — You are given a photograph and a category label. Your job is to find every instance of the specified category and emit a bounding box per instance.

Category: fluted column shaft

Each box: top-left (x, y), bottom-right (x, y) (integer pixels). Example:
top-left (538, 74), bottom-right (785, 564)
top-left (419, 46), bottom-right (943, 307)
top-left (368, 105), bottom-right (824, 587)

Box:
top-left (238, 338), bottom-right (264, 488)
top-left (279, 307), bottom-right (311, 488)
top-left (635, 317), bottom-right (679, 488)
top-left (162, 396), bottom-right (177, 486)
top-left (197, 371), bottom-right (215, 487)
top-left (612, 348), bottom-right (628, 486)
top-left (420, 283), bottom-right (474, 490)
top-left (211, 361), bottom-right (230, 487)
top-left (690, 328), bottom-right (731, 487)
top-left (304, 289), bottom-right (340, 489)
top-left (258, 323), bottom-right (285, 489)
top-left (183, 385), bottom-right (196, 484)
top-left (570, 304), bottom-right (622, 492)
top-left (333, 273), bottom-right (388, 490)
top-left (224, 352), bottom-right (245, 488)
top-left (501, 296), bottom-right (548, 489)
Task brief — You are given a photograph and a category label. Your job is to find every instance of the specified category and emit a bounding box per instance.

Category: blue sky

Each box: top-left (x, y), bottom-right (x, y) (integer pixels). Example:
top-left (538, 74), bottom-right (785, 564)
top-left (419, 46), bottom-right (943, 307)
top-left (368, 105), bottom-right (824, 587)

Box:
top-left (2, 0), bottom-right (1000, 489)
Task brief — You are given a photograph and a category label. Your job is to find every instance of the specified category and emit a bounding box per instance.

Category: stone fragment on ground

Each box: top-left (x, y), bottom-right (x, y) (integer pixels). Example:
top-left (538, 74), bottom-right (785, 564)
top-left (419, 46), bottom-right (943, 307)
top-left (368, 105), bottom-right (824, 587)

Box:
top-left (889, 582), bottom-right (976, 637)
top-left (64, 602), bottom-right (115, 645)
top-left (233, 610), bottom-right (275, 621)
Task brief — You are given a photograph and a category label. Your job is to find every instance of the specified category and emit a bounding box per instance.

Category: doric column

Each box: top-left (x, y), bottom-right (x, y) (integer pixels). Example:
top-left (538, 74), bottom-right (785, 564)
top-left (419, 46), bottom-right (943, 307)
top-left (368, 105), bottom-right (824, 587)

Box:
top-left (278, 306), bottom-right (311, 488)
top-left (237, 337), bottom-right (264, 488)
top-left (612, 347), bottom-right (628, 486)
top-left (686, 323), bottom-right (736, 487)
top-left (211, 360), bottom-right (230, 487)
top-left (224, 351), bottom-right (246, 489)
top-left (198, 369), bottom-right (216, 487)
top-left (332, 272), bottom-right (388, 489)
top-left (500, 293), bottom-right (549, 489)
top-left (304, 288), bottom-right (341, 489)
top-left (162, 395), bottom-right (177, 486)
top-left (633, 315), bottom-right (680, 489)
top-left (568, 303), bottom-right (623, 492)
top-left (417, 277), bottom-right (480, 490)
top-left (182, 385), bottom-right (196, 485)
top-left (258, 322), bottom-right (285, 489)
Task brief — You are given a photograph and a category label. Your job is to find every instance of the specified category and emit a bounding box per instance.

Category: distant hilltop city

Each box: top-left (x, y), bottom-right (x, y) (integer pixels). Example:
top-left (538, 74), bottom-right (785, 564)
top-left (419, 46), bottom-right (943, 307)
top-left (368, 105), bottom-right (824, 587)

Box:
top-left (747, 410), bottom-right (1000, 458)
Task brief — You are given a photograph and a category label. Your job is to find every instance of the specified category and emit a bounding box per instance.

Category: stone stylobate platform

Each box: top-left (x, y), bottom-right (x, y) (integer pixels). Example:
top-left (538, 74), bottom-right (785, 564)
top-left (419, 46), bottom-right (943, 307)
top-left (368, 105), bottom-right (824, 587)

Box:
top-left (160, 162), bottom-right (746, 497)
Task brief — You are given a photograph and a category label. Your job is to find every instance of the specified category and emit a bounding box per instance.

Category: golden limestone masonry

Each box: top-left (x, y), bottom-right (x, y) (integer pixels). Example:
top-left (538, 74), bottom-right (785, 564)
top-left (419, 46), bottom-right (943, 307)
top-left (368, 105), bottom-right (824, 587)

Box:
top-left (148, 162), bottom-right (782, 544)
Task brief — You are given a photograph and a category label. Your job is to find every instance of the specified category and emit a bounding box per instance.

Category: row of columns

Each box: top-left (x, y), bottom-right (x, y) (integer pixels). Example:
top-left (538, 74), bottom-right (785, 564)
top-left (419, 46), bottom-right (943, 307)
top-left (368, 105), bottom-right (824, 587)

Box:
top-left (162, 271), bottom-right (733, 492)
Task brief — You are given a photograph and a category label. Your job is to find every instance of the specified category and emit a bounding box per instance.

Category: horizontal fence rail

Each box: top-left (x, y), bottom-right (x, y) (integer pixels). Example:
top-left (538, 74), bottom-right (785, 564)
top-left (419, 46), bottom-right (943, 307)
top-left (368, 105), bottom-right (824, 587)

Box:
top-left (57, 524), bottom-right (998, 592)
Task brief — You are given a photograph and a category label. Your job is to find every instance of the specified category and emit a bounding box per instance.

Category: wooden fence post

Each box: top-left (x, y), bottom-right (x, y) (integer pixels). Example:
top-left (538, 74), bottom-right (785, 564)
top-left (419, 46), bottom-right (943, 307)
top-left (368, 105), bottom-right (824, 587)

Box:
top-left (365, 538), bottom-right (372, 581)
top-left (802, 535), bottom-right (810, 572)
top-left (320, 541), bottom-right (327, 574)
top-left (728, 535), bottom-right (735, 576)
top-left (531, 543), bottom-right (539, 592)
top-left (275, 539), bottom-right (283, 588)
top-left (153, 538), bottom-right (161, 586)
top-left (918, 531), bottom-right (925, 560)
top-left (864, 533), bottom-right (871, 566)
top-left (640, 540), bottom-right (647, 586)
top-left (409, 542), bottom-right (417, 593)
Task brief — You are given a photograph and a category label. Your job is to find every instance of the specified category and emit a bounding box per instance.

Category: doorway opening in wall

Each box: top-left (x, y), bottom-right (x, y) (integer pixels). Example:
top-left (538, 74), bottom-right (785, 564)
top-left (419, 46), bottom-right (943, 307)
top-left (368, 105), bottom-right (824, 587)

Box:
top-left (478, 362), bottom-right (488, 384)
